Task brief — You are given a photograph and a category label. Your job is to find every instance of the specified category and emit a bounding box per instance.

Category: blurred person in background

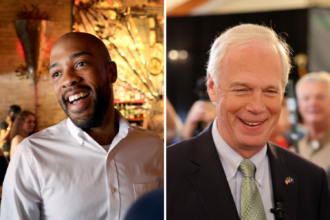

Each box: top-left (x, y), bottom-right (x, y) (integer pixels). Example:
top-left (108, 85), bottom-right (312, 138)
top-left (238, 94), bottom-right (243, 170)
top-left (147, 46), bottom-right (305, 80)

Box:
top-left (166, 98), bottom-right (183, 145)
top-left (124, 188), bottom-right (163, 220)
top-left (296, 71), bottom-right (330, 170)
top-left (269, 99), bottom-right (291, 149)
top-left (0, 105), bottom-right (21, 158)
top-left (9, 111), bottom-right (37, 159)
top-left (183, 78), bottom-right (216, 140)
top-left (0, 148), bottom-right (8, 204)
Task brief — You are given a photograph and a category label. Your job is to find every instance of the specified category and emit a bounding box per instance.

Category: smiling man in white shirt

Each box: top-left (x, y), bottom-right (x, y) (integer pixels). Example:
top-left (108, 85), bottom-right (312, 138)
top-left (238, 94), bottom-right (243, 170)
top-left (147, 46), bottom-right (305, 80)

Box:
top-left (0, 32), bottom-right (163, 220)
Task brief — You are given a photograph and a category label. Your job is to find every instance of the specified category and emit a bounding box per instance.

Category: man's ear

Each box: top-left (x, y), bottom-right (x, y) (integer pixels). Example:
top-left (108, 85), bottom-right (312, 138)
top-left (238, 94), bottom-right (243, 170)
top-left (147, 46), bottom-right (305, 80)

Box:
top-left (207, 73), bottom-right (217, 103)
top-left (107, 61), bottom-right (117, 83)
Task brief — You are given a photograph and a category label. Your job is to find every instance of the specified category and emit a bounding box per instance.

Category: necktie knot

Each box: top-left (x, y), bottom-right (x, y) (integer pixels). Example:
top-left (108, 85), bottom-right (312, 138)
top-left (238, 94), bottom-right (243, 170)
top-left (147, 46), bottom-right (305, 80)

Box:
top-left (239, 159), bottom-right (255, 178)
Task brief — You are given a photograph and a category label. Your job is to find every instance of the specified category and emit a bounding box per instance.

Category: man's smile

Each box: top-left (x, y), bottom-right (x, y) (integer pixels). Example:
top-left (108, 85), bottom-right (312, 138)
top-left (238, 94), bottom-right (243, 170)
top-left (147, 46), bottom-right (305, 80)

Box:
top-left (239, 118), bottom-right (267, 127)
top-left (62, 87), bottom-right (93, 114)
top-left (68, 92), bottom-right (90, 104)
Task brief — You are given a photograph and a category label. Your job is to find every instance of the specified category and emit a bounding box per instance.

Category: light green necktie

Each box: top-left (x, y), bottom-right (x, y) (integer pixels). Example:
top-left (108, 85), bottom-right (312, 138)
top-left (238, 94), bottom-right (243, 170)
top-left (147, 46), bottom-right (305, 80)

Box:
top-left (239, 159), bottom-right (266, 220)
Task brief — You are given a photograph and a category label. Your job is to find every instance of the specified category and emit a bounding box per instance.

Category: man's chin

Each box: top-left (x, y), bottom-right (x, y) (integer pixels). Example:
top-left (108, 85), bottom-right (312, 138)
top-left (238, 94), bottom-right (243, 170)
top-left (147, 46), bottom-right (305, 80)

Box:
top-left (237, 137), bottom-right (268, 150)
top-left (306, 117), bottom-right (324, 125)
top-left (70, 116), bottom-right (93, 130)
top-left (69, 111), bottom-right (105, 130)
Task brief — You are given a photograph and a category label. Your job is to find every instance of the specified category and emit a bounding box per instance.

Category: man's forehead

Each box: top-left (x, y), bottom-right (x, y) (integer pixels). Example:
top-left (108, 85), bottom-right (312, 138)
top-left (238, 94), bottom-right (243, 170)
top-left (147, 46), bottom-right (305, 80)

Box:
top-left (51, 37), bottom-right (94, 55)
top-left (54, 32), bottom-right (98, 46)
top-left (301, 81), bottom-right (327, 89)
top-left (222, 44), bottom-right (282, 72)
top-left (301, 81), bottom-right (329, 92)
top-left (298, 82), bottom-right (330, 99)
top-left (50, 39), bottom-right (97, 64)
top-left (227, 42), bottom-right (278, 56)
top-left (50, 33), bottom-right (109, 64)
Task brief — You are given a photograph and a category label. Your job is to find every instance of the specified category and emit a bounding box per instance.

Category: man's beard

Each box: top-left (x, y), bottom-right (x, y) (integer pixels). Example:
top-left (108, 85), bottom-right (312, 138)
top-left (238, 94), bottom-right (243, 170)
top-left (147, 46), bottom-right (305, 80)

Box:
top-left (59, 81), bottom-right (111, 130)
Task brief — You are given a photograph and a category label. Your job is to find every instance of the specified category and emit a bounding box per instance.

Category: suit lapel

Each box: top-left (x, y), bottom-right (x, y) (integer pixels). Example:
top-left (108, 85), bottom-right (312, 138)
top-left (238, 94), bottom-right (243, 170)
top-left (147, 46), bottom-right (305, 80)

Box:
top-left (268, 142), bottom-right (297, 220)
top-left (188, 124), bottom-right (240, 220)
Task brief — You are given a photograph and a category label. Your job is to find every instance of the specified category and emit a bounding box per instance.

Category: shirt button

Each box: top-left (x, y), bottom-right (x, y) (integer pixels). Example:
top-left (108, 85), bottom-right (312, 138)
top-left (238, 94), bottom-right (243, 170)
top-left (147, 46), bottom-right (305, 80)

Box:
top-left (111, 187), bottom-right (116, 193)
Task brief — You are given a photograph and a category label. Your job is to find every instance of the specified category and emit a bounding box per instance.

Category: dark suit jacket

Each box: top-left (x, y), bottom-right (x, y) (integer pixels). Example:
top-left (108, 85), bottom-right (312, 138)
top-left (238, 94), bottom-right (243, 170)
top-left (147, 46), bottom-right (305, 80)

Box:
top-left (167, 124), bottom-right (330, 220)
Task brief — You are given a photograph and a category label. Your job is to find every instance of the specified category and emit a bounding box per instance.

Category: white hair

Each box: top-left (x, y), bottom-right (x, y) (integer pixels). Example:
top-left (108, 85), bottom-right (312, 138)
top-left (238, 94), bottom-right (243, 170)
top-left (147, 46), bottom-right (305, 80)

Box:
top-left (206, 23), bottom-right (292, 88)
top-left (296, 71), bottom-right (330, 98)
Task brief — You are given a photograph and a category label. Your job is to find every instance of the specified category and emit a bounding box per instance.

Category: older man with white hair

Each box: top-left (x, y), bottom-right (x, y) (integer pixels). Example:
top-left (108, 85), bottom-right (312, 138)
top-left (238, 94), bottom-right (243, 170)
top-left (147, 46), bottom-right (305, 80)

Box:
top-left (296, 71), bottom-right (330, 170)
top-left (167, 24), bottom-right (330, 220)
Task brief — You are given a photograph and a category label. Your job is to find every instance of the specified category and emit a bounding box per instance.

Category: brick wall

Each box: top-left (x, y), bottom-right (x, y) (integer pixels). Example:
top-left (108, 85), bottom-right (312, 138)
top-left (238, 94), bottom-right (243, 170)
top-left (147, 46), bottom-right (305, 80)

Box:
top-left (0, 0), bottom-right (72, 131)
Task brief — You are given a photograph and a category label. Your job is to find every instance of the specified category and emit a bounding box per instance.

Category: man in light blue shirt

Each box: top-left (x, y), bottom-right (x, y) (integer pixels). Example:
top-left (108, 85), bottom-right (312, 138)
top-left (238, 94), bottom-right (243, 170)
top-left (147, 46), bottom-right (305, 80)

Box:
top-left (212, 119), bottom-right (274, 219)
top-left (167, 24), bottom-right (330, 220)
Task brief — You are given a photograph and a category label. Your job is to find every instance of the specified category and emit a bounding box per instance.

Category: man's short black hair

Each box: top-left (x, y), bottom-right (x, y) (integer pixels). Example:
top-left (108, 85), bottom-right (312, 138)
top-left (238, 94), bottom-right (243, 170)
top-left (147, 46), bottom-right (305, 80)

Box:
top-left (8, 105), bottom-right (21, 121)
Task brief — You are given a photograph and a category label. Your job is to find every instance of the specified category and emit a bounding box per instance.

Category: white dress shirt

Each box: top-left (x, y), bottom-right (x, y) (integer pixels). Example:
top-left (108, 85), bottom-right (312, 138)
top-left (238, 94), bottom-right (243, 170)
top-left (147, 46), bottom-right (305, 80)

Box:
top-left (0, 110), bottom-right (163, 220)
top-left (212, 120), bottom-right (275, 220)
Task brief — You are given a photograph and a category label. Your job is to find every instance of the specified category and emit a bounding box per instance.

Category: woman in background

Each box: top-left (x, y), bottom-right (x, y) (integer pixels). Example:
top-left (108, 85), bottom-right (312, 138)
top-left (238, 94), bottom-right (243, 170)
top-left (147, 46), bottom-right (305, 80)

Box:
top-left (0, 148), bottom-right (8, 203)
top-left (10, 111), bottom-right (36, 159)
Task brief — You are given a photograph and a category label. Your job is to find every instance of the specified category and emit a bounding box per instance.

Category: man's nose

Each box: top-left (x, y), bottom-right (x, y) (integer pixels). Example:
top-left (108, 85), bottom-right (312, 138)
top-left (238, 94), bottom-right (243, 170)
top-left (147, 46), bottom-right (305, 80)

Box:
top-left (309, 97), bottom-right (318, 106)
top-left (61, 68), bottom-right (82, 88)
top-left (246, 92), bottom-right (266, 114)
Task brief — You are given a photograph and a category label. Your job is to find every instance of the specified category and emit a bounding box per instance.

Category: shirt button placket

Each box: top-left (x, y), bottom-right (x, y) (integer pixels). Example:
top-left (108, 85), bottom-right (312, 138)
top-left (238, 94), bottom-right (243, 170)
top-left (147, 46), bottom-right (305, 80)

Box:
top-left (107, 152), bottom-right (120, 220)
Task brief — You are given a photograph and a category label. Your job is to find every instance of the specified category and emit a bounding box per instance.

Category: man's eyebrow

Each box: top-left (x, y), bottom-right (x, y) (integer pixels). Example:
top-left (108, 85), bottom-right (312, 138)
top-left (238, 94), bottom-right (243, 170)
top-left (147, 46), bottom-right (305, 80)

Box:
top-left (70, 52), bottom-right (93, 59)
top-left (49, 52), bottom-right (93, 71)
top-left (230, 82), bottom-right (249, 87)
top-left (230, 81), bottom-right (280, 91)
top-left (49, 63), bottom-right (58, 71)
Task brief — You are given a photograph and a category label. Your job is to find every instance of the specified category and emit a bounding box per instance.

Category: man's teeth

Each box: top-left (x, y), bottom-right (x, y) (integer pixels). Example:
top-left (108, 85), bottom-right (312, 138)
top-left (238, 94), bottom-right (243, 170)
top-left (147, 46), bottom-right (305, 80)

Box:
top-left (68, 92), bottom-right (89, 102)
top-left (243, 121), bottom-right (261, 126)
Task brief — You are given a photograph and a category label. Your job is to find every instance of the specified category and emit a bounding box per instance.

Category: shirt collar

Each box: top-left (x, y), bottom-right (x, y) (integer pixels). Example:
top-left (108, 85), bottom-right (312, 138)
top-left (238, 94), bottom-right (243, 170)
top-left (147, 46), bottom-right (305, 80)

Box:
top-left (67, 109), bottom-right (132, 147)
top-left (109, 110), bottom-right (133, 152)
top-left (67, 117), bottom-right (84, 145)
top-left (212, 119), bottom-right (267, 186)
top-left (307, 126), bottom-right (330, 146)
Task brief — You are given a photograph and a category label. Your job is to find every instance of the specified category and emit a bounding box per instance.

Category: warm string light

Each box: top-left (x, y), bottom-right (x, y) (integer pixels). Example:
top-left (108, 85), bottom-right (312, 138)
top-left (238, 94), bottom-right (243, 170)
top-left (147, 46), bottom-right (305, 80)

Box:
top-left (110, 26), bottom-right (155, 92)
top-left (110, 39), bottom-right (156, 98)
top-left (124, 20), bottom-right (155, 90)
top-left (75, 2), bottom-right (162, 99)
top-left (126, 46), bottom-right (153, 87)
top-left (115, 78), bottom-right (150, 101)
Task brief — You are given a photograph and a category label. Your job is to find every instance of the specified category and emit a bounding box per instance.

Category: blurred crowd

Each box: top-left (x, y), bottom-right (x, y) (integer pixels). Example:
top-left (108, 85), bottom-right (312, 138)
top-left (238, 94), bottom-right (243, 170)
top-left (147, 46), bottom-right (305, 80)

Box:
top-left (0, 105), bottom-right (37, 202)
